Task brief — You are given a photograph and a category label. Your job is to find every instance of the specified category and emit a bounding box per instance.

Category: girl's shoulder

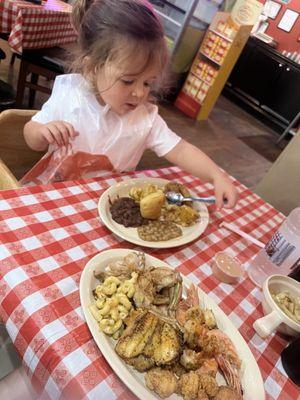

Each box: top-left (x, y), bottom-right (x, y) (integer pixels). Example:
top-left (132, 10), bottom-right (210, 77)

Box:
top-left (53, 74), bottom-right (92, 95)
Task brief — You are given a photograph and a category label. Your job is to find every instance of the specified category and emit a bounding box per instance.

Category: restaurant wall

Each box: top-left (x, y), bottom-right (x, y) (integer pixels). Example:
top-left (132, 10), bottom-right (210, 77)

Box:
top-left (259, 0), bottom-right (300, 52)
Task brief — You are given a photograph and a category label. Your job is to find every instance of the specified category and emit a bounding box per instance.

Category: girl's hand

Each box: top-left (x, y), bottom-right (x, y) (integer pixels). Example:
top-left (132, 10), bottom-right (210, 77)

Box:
top-left (38, 121), bottom-right (78, 147)
top-left (213, 173), bottom-right (238, 210)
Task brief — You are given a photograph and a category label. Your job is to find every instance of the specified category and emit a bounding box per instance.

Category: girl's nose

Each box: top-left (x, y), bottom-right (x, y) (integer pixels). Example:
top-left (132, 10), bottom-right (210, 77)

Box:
top-left (132, 84), bottom-right (145, 99)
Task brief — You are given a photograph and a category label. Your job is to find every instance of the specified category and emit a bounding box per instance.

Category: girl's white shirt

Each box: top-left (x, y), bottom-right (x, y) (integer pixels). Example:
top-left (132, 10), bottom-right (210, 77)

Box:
top-left (32, 74), bottom-right (181, 174)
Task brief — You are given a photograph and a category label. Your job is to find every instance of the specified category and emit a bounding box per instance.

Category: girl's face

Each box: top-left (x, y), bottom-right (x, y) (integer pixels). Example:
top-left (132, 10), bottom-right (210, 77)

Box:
top-left (95, 61), bottom-right (160, 115)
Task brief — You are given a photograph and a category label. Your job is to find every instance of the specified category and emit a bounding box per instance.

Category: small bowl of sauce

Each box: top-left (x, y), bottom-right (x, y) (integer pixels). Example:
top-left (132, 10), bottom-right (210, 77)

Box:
top-left (211, 252), bottom-right (244, 284)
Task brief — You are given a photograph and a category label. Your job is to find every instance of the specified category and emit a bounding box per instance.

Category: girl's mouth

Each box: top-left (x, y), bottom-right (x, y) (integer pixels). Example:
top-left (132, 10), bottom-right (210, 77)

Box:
top-left (125, 103), bottom-right (138, 110)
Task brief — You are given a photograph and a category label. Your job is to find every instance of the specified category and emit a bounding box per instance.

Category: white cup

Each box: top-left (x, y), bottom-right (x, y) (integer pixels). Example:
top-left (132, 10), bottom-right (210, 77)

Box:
top-left (253, 275), bottom-right (300, 339)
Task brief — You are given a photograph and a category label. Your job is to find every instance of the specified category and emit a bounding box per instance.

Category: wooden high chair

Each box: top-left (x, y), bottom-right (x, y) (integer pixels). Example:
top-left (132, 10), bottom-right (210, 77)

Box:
top-left (0, 109), bottom-right (44, 186)
top-left (0, 158), bottom-right (20, 190)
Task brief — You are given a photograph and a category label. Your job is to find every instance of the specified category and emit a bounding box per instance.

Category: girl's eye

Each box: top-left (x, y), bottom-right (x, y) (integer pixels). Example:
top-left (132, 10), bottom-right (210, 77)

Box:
top-left (121, 79), bottom-right (134, 85)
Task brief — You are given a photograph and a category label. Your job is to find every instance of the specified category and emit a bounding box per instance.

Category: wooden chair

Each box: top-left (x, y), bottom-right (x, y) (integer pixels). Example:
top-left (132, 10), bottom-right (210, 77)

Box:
top-left (0, 109), bottom-right (44, 181)
top-left (0, 47), bottom-right (15, 110)
top-left (0, 158), bottom-right (20, 190)
top-left (15, 46), bottom-right (70, 108)
top-left (255, 131), bottom-right (300, 216)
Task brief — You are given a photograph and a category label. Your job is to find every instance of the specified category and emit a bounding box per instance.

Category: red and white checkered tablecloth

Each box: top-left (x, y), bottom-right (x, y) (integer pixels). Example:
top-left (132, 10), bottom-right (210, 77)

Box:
top-left (0, 0), bottom-right (77, 53)
top-left (0, 167), bottom-right (299, 400)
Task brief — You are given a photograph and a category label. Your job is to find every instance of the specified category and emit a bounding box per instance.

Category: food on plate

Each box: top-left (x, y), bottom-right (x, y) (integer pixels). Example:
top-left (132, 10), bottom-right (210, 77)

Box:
top-left (176, 285), bottom-right (242, 396)
top-left (89, 252), bottom-right (244, 399)
top-left (140, 191), bottom-right (165, 219)
top-left (129, 184), bottom-right (161, 202)
top-left (214, 385), bottom-right (243, 400)
top-left (89, 273), bottom-right (138, 339)
top-left (161, 204), bottom-right (199, 227)
top-left (109, 197), bottom-right (144, 227)
top-left (164, 182), bottom-right (192, 206)
top-left (271, 290), bottom-right (300, 323)
top-left (108, 181), bottom-right (200, 241)
top-left (145, 368), bottom-right (178, 399)
top-left (137, 220), bottom-right (182, 241)
top-left (177, 371), bottom-right (218, 400)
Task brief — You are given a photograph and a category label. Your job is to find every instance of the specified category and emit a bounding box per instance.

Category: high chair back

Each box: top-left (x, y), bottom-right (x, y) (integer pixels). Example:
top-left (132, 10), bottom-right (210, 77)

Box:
top-left (0, 109), bottom-right (44, 180)
top-left (0, 158), bottom-right (20, 190)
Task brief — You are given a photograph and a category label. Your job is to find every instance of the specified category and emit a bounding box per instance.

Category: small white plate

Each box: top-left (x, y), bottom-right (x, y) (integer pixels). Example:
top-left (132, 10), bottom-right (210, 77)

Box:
top-left (80, 249), bottom-right (265, 400)
top-left (98, 178), bottom-right (209, 248)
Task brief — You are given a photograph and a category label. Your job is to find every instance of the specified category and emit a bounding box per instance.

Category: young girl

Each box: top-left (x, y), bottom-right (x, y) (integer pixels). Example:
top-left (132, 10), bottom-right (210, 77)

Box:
top-left (23, 0), bottom-right (237, 209)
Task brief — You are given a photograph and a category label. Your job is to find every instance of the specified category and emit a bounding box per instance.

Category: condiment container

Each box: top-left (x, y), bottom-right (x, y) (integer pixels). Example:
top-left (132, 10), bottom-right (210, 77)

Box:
top-left (253, 275), bottom-right (300, 338)
top-left (211, 252), bottom-right (244, 284)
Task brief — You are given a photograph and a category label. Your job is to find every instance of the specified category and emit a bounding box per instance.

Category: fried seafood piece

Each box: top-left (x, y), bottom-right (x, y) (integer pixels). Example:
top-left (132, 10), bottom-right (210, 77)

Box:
top-left (145, 368), bottom-right (178, 399)
top-left (177, 372), bottom-right (218, 400)
top-left (195, 358), bottom-right (218, 377)
top-left (124, 354), bottom-right (155, 372)
top-left (198, 374), bottom-right (218, 397)
top-left (176, 284), bottom-right (242, 396)
top-left (197, 389), bottom-right (209, 400)
top-left (152, 322), bottom-right (182, 366)
top-left (177, 371), bottom-right (200, 400)
top-left (115, 311), bottom-right (158, 359)
top-left (143, 320), bottom-right (163, 358)
top-left (169, 362), bottom-right (187, 378)
top-left (133, 269), bottom-right (156, 307)
top-left (214, 386), bottom-right (243, 400)
top-left (123, 308), bottom-right (145, 327)
top-left (133, 266), bottom-right (182, 313)
top-left (102, 252), bottom-right (144, 281)
top-left (180, 349), bottom-right (218, 377)
top-left (150, 267), bottom-right (182, 292)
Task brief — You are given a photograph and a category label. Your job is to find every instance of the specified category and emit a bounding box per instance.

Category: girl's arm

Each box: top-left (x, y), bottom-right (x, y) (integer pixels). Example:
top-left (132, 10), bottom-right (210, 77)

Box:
top-left (24, 120), bottom-right (77, 151)
top-left (164, 139), bottom-right (238, 209)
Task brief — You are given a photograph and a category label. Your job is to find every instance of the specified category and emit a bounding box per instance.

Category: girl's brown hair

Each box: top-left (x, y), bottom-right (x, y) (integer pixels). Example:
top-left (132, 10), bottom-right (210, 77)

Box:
top-left (71, 0), bottom-right (169, 97)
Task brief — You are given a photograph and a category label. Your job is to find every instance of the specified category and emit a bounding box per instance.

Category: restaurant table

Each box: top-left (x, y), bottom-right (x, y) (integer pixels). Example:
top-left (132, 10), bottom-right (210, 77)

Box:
top-left (0, 0), bottom-right (77, 54)
top-left (0, 166), bottom-right (299, 400)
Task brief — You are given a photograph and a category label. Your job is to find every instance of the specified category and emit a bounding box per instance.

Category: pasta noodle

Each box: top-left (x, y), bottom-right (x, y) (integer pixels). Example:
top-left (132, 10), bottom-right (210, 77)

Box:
top-left (89, 272), bottom-right (138, 337)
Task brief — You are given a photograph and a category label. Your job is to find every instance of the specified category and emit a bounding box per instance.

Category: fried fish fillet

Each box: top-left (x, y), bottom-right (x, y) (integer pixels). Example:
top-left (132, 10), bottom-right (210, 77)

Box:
top-left (115, 311), bottom-right (158, 359)
top-left (153, 322), bottom-right (182, 365)
top-left (124, 354), bottom-right (155, 372)
top-left (143, 320), bottom-right (163, 358)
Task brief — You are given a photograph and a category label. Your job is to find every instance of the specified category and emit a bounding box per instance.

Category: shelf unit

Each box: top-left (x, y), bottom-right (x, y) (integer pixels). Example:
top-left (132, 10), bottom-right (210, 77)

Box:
top-left (175, 12), bottom-right (253, 120)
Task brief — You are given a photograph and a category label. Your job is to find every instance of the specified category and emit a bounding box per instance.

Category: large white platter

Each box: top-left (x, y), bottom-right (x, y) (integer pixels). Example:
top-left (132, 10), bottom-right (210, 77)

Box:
top-left (98, 178), bottom-right (209, 248)
top-left (80, 249), bottom-right (265, 400)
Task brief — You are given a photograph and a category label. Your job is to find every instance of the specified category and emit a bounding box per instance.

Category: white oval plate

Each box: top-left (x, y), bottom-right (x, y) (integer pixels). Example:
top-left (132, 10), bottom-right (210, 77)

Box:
top-left (80, 249), bottom-right (265, 400)
top-left (98, 178), bottom-right (209, 248)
